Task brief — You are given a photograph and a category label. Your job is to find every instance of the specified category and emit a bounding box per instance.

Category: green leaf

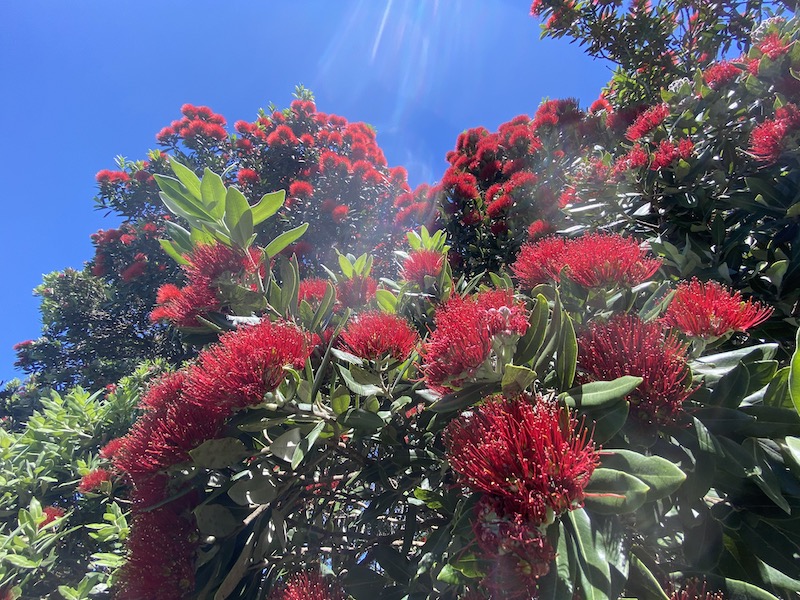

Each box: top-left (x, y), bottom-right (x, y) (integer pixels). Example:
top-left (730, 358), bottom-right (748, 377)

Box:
top-left (375, 289), bottom-right (397, 313)
top-left (501, 364), bottom-right (537, 395)
top-left (338, 253), bottom-right (354, 278)
top-left (584, 468), bottom-right (650, 514)
top-left (560, 377), bottom-right (642, 409)
top-left (340, 408), bottom-right (385, 431)
top-left (708, 363), bottom-right (750, 408)
top-left (291, 421), bottom-right (325, 469)
top-left (586, 400), bottom-right (630, 443)
top-left (228, 467), bottom-right (278, 505)
top-left (189, 438), bottom-right (249, 468)
top-left (270, 428), bottom-right (302, 463)
top-left (743, 438), bottom-right (790, 513)
top-left (781, 436), bottom-right (800, 477)
top-left (373, 544), bottom-right (412, 583)
top-left (566, 508), bottom-right (613, 600)
top-left (628, 555), bottom-right (670, 600)
top-left (251, 190), bottom-right (285, 225)
top-left (598, 449), bottom-right (686, 501)
top-left (343, 565), bottom-right (387, 600)
top-left (448, 552), bottom-right (484, 579)
top-left (764, 367), bottom-right (792, 408)
top-left (789, 328), bottom-right (800, 416)
top-left (557, 313), bottom-right (578, 391)
top-left (169, 158), bottom-right (202, 199)
top-left (265, 223), bottom-right (309, 258)
top-left (514, 293), bottom-right (549, 364)
top-left (224, 186), bottom-right (254, 248)
top-left (338, 365), bottom-right (383, 397)
top-left (194, 504), bottom-right (239, 537)
top-left (429, 382), bottom-right (499, 413)
top-left (200, 168), bottom-right (226, 219)
top-left (164, 220), bottom-right (194, 253)
top-left (4, 554), bottom-right (40, 569)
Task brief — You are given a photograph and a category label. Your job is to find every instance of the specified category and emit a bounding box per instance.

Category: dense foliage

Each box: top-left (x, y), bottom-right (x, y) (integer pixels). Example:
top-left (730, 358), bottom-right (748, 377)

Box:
top-left (3, 4), bottom-right (800, 600)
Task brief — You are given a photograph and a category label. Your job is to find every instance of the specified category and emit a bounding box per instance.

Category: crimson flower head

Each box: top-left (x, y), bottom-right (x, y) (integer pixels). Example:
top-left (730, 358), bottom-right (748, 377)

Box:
top-left (444, 395), bottom-right (598, 525)
top-left (336, 276), bottom-right (378, 309)
top-left (270, 572), bottom-right (345, 600)
top-left (512, 233), bottom-right (660, 289)
top-left (626, 103), bottom-right (670, 141)
top-left (298, 278), bottom-right (332, 305)
top-left (578, 315), bottom-right (693, 426)
top-left (78, 468), bottom-right (112, 493)
top-left (422, 290), bottom-right (529, 393)
top-left (511, 236), bottom-right (569, 288)
top-left (749, 104), bottom-right (800, 164)
top-left (99, 437), bottom-right (125, 460)
top-left (339, 312), bottom-right (419, 362)
top-left (186, 319), bottom-right (311, 412)
top-left (669, 579), bottom-right (726, 600)
top-left (703, 61), bottom-right (740, 89)
top-left (472, 496), bottom-right (557, 599)
top-left (40, 506), bottom-right (65, 528)
top-left (663, 279), bottom-right (773, 339)
top-left (401, 249), bottom-right (444, 286)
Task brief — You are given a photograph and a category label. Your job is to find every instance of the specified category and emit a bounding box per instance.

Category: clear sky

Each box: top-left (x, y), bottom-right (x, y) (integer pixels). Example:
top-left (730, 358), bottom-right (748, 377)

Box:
top-left (0, 0), bottom-right (612, 384)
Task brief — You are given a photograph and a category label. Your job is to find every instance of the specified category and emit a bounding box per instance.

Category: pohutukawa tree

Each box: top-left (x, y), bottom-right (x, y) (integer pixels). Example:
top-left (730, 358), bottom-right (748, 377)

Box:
top-left (3, 5), bottom-right (800, 600)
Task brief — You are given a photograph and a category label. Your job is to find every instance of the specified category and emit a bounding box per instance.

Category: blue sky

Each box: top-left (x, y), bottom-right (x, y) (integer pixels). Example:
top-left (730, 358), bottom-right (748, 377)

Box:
top-left (0, 1), bottom-right (612, 384)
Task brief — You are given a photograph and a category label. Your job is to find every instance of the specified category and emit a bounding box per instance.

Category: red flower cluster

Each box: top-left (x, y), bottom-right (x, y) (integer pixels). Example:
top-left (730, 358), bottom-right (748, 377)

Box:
top-left (650, 138), bottom-right (694, 170)
top-left (613, 143), bottom-right (650, 174)
top-left (757, 32), bottom-right (791, 60)
top-left (422, 290), bottom-right (529, 393)
top-left (625, 103), bottom-right (670, 141)
top-left (336, 276), bottom-right (378, 309)
top-left (400, 249), bottom-right (444, 285)
top-left (151, 242), bottom-right (262, 327)
top-left (339, 312), bottom-right (419, 362)
top-left (156, 103), bottom-right (227, 148)
top-left (444, 395), bottom-right (598, 524)
top-left (444, 395), bottom-right (597, 594)
top-left (78, 468), bottom-right (111, 493)
top-left (703, 61), bottom-right (740, 89)
top-left (578, 315), bottom-right (693, 426)
top-left (512, 233), bottom-right (661, 289)
top-left (669, 580), bottom-right (726, 600)
top-left (40, 505), bottom-right (65, 528)
top-left (95, 170), bottom-right (130, 185)
top-left (269, 572), bottom-right (345, 600)
top-left (114, 321), bottom-right (311, 599)
top-left (750, 103), bottom-right (800, 164)
top-left (298, 278), bottom-right (332, 305)
top-left (663, 279), bottom-right (773, 339)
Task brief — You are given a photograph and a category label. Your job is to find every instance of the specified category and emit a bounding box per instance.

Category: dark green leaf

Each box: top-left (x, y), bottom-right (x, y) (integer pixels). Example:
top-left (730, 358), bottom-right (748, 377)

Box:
top-left (789, 329), bottom-right (800, 416)
top-left (429, 382), bottom-right (499, 413)
top-left (514, 294), bottom-right (549, 364)
top-left (270, 428), bottom-right (302, 463)
top-left (194, 504), bottom-right (239, 537)
top-left (584, 468), bottom-right (650, 514)
top-left (560, 377), bottom-right (642, 409)
top-left (373, 544), bottom-right (412, 583)
top-left (228, 468), bottom-right (278, 505)
top-left (708, 363), bottom-right (750, 408)
top-left (189, 438), bottom-right (249, 468)
top-left (598, 449), bottom-right (686, 501)
top-left (557, 313), bottom-right (578, 391)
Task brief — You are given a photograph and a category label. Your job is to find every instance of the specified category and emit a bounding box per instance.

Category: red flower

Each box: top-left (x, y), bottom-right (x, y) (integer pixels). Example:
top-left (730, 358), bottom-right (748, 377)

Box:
top-left (186, 320), bottom-right (311, 412)
top-left (150, 283), bottom-right (219, 327)
top-left (526, 219), bottom-right (553, 240)
top-left (40, 505), bottom-right (65, 528)
top-left (703, 61), bottom-right (740, 89)
top-left (99, 437), bottom-right (125, 460)
top-left (578, 315), bottom-right (693, 426)
top-left (237, 167), bottom-right (260, 185)
top-left (332, 204), bottom-right (349, 223)
top-left (401, 249), bottom-right (444, 285)
top-left (185, 243), bottom-right (262, 288)
top-left (336, 276), bottom-right (378, 309)
top-left (663, 279), bottom-right (773, 339)
top-left (473, 496), bottom-right (557, 599)
top-left (339, 312), bottom-right (419, 362)
top-left (444, 395), bottom-right (598, 524)
top-left (78, 468), bottom-right (111, 493)
top-left (625, 103), bottom-right (670, 141)
top-left (269, 572), bottom-right (345, 600)
top-left (96, 170), bottom-right (130, 185)
top-left (613, 143), bottom-right (650, 174)
top-left (511, 236), bottom-right (569, 288)
top-left (562, 233), bottom-right (661, 288)
top-left (289, 180), bottom-right (314, 199)
top-left (120, 260), bottom-right (147, 283)
top-left (669, 580), bottom-right (726, 600)
top-left (422, 290), bottom-right (529, 393)
top-left (757, 32), bottom-right (790, 60)
top-left (298, 278), bottom-right (332, 305)
top-left (750, 104), bottom-right (800, 164)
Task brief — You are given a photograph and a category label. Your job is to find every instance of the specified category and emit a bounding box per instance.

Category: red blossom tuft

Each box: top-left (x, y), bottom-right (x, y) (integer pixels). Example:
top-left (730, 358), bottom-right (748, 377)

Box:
top-left (564, 233), bottom-right (661, 288)
top-left (511, 236), bottom-right (570, 288)
top-left (99, 437), bottom-right (125, 460)
top-left (703, 61), bottom-right (740, 89)
top-left (578, 315), bottom-right (693, 426)
top-left (270, 572), bottom-right (345, 600)
top-left (422, 290), bottom-right (528, 393)
top-left (120, 260), bottom-right (147, 283)
top-left (339, 312), bottom-right (419, 362)
top-left (78, 468), bottom-right (111, 493)
top-left (336, 276), bottom-right (378, 309)
top-left (663, 279), bottom-right (773, 339)
top-left (758, 32), bottom-right (791, 60)
top-left (750, 104), bottom-right (800, 164)
top-left (237, 167), bottom-right (260, 185)
top-left (40, 506), bottom-right (65, 528)
top-left (401, 249), bottom-right (444, 285)
top-left (298, 278), bottom-right (332, 305)
top-left (444, 395), bottom-right (598, 524)
top-left (625, 103), bottom-right (670, 141)
top-left (289, 180), bottom-right (314, 199)
top-left (332, 204), bottom-right (349, 223)
top-left (186, 320), bottom-right (311, 412)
